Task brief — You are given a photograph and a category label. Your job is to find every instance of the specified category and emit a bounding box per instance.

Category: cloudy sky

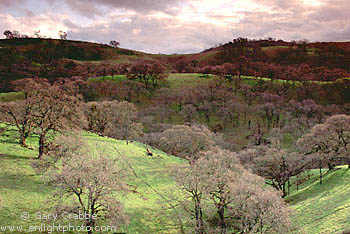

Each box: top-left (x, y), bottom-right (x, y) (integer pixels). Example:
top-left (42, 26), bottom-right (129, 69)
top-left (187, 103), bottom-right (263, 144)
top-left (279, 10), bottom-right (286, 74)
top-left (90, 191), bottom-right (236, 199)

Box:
top-left (0, 0), bottom-right (349, 54)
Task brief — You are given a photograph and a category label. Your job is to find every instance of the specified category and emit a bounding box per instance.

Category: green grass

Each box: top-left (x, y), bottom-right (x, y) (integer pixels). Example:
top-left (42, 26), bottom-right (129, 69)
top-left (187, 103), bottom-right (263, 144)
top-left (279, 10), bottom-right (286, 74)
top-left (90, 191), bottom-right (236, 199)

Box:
top-left (88, 74), bottom-right (127, 82)
top-left (240, 75), bottom-right (349, 86)
top-left (88, 73), bottom-right (216, 89)
top-left (286, 166), bottom-right (350, 234)
top-left (166, 73), bottom-right (215, 89)
top-left (84, 73), bottom-right (349, 90)
top-left (197, 51), bottom-right (219, 62)
top-left (0, 92), bottom-right (24, 102)
top-left (261, 46), bottom-right (289, 51)
top-left (3, 127), bottom-right (350, 233)
top-left (0, 124), bottom-right (184, 233)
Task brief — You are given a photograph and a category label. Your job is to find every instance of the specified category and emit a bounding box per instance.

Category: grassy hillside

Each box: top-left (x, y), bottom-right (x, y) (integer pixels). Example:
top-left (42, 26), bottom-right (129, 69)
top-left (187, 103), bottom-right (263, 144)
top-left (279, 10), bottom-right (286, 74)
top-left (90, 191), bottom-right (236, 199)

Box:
top-left (0, 38), bottom-right (145, 61)
top-left (2, 121), bottom-right (350, 233)
top-left (0, 123), bottom-right (184, 233)
top-left (287, 167), bottom-right (350, 234)
top-left (0, 92), bottom-right (24, 102)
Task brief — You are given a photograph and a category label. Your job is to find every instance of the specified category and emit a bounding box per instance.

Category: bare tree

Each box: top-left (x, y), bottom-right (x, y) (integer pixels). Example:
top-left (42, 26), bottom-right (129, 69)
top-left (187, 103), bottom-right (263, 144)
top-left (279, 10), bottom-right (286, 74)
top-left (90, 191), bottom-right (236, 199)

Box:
top-left (107, 101), bottom-right (143, 144)
top-left (127, 61), bottom-right (167, 95)
top-left (3, 30), bottom-right (13, 39)
top-left (252, 146), bottom-right (304, 197)
top-left (12, 78), bottom-right (85, 159)
top-left (171, 158), bottom-right (209, 234)
top-left (109, 40), bottom-right (120, 48)
top-left (145, 124), bottom-right (216, 160)
top-left (232, 174), bottom-right (293, 234)
top-left (1, 78), bottom-right (83, 149)
top-left (298, 114), bottom-right (350, 173)
top-left (171, 147), bottom-right (293, 234)
top-left (181, 104), bottom-right (198, 123)
top-left (58, 30), bottom-right (67, 40)
top-left (45, 136), bottom-right (129, 234)
top-left (84, 101), bottom-right (118, 136)
top-left (0, 78), bottom-right (45, 146)
top-left (0, 100), bottom-right (35, 147)
top-left (33, 30), bottom-right (41, 38)
top-left (32, 132), bottom-right (85, 173)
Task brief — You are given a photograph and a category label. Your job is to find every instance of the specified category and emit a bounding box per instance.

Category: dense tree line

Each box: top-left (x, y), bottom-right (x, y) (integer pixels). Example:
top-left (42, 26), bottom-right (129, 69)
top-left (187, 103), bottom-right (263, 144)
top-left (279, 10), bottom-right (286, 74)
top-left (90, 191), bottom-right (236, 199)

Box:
top-left (214, 38), bottom-right (350, 71)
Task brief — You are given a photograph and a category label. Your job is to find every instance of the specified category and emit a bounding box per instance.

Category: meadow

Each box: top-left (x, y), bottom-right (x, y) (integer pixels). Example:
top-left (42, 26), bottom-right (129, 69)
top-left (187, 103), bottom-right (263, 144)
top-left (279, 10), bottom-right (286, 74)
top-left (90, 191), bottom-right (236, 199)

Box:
top-left (0, 123), bottom-right (185, 234)
top-left (2, 119), bottom-right (350, 233)
top-left (287, 167), bottom-right (350, 234)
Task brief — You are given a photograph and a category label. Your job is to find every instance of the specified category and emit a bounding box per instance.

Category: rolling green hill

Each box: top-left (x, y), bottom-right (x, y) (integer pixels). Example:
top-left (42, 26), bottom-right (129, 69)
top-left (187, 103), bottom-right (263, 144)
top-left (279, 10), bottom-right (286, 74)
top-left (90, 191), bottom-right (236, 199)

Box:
top-left (0, 123), bottom-right (184, 233)
top-left (2, 125), bottom-right (350, 233)
top-left (287, 167), bottom-right (350, 234)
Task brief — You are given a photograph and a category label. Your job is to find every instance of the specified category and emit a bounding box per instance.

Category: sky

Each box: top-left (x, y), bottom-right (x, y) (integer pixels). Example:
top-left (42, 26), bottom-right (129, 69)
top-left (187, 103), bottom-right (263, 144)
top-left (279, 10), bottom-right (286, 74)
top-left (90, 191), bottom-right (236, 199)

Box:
top-left (0, 0), bottom-right (349, 54)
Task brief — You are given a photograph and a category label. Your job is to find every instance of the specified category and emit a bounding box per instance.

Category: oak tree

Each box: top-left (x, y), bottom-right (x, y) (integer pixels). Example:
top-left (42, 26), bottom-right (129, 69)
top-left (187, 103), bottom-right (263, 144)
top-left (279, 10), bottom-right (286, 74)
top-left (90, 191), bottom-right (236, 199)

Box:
top-left (14, 78), bottom-right (85, 159)
top-left (46, 136), bottom-right (129, 234)
top-left (298, 115), bottom-right (350, 172)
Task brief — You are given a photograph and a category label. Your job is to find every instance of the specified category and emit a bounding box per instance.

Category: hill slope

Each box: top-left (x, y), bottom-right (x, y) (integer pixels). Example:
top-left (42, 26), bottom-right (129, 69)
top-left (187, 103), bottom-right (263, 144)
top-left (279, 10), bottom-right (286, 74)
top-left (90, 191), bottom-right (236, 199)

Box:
top-left (287, 167), bottom-right (350, 234)
top-left (0, 123), bottom-right (184, 233)
top-left (1, 37), bottom-right (350, 92)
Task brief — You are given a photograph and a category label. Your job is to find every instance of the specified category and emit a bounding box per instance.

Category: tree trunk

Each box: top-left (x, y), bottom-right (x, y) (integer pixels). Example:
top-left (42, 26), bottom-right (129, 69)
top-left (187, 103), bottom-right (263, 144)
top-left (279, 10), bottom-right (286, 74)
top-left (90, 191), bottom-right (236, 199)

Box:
top-left (205, 112), bottom-right (210, 123)
top-left (136, 91), bottom-right (140, 103)
top-left (268, 119), bottom-right (272, 130)
top-left (199, 207), bottom-right (204, 234)
top-left (217, 207), bottom-right (226, 234)
top-left (282, 183), bottom-right (286, 198)
top-left (319, 161), bottom-right (322, 185)
top-left (125, 126), bottom-right (129, 145)
top-left (85, 212), bottom-right (96, 234)
top-left (296, 174), bottom-right (299, 191)
top-left (20, 133), bottom-right (27, 147)
top-left (328, 162), bottom-right (335, 170)
top-left (194, 197), bottom-right (204, 234)
top-left (38, 134), bottom-right (45, 159)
